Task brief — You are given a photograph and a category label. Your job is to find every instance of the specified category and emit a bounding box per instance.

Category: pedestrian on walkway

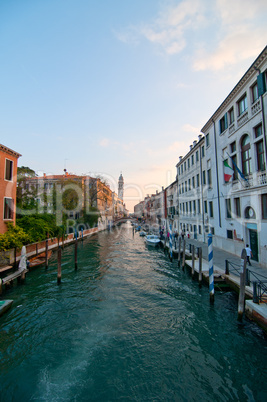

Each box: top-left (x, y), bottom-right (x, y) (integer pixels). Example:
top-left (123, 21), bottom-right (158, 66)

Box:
top-left (245, 244), bottom-right (253, 266)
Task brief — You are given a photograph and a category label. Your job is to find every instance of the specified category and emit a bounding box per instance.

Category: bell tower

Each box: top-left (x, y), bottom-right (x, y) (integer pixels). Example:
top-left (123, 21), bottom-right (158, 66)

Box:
top-left (118, 173), bottom-right (124, 200)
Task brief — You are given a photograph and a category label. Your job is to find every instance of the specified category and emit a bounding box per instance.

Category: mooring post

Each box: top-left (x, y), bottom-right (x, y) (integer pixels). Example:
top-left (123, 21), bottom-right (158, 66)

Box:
top-left (191, 245), bottom-right (195, 277)
top-left (178, 237), bottom-right (181, 267)
top-left (253, 281), bottom-right (259, 304)
top-left (237, 249), bottom-right (247, 321)
top-left (81, 228), bottom-right (84, 241)
top-left (14, 247), bottom-right (17, 271)
top-left (75, 239), bottom-right (78, 270)
top-left (182, 239), bottom-right (186, 270)
top-left (57, 246), bottom-right (62, 285)
top-left (225, 259), bottom-right (229, 275)
top-left (36, 243), bottom-right (38, 256)
top-left (198, 247), bottom-right (202, 285)
top-left (169, 223), bottom-right (173, 262)
top-left (45, 238), bottom-right (49, 270)
top-left (208, 234), bottom-right (214, 304)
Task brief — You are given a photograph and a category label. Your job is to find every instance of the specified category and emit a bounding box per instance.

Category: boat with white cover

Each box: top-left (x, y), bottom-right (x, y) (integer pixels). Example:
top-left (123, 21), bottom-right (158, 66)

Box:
top-left (145, 235), bottom-right (161, 247)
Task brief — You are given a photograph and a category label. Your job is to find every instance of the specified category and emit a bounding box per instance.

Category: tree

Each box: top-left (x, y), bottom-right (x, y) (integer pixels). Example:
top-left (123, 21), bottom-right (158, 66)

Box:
top-left (16, 166), bottom-right (38, 216)
top-left (0, 223), bottom-right (31, 251)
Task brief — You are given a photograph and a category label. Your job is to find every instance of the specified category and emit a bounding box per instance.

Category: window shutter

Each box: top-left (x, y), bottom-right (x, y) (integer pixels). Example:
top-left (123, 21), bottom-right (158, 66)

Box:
top-left (257, 73), bottom-right (266, 96)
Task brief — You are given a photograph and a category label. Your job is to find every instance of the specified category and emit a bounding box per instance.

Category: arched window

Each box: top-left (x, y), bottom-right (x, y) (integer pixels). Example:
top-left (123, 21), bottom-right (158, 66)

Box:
top-left (241, 135), bottom-right (251, 176)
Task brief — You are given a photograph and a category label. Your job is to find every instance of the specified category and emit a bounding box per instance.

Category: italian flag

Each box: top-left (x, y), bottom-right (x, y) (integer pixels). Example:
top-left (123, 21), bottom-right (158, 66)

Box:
top-left (224, 160), bottom-right (233, 182)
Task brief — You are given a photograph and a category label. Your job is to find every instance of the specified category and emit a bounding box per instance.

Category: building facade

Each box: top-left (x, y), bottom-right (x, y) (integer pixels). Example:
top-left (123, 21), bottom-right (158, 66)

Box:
top-left (0, 144), bottom-right (21, 233)
top-left (201, 46), bottom-right (267, 264)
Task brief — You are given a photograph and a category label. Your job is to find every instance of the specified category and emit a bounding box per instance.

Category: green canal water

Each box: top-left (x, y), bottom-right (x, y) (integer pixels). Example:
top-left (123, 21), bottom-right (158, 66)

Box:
top-left (0, 222), bottom-right (267, 401)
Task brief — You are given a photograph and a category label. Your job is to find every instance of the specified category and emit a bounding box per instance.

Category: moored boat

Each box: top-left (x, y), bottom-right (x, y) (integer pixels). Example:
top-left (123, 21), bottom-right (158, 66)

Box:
top-left (0, 299), bottom-right (13, 317)
top-left (145, 235), bottom-right (161, 247)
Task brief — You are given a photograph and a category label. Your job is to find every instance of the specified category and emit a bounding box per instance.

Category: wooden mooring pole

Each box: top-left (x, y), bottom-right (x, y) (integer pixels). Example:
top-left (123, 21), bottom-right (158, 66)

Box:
top-left (191, 245), bottom-right (195, 277)
top-left (75, 239), bottom-right (78, 270)
top-left (178, 238), bottom-right (181, 267)
top-left (57, 246), bottom-right (62, 285)
top-left (237, 249), bottom-right (247, 321)
top-left (198, 247), bottom-right (202, 286)
top-left (45, 239), bottom-right (49, 270)
top-left (182, 239), bottom-right (186, 270)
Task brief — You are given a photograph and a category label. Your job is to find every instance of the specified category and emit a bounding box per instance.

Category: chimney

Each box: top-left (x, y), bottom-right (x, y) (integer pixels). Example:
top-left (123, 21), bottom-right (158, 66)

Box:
top-left (198, 134), bottom-right (203, 141)
top-left (193, 140), bottom-right (197, 146)
top-left (190, 145), bottom-right (193, 150)
top-left (44, 173), bottom-right (46, 178)
top-left (179, 156), bottom-right (183, 161)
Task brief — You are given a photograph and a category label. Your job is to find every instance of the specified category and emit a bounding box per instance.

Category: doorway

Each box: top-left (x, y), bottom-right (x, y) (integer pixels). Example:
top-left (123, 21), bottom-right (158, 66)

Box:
top-left (249, 229), bottom-right (258, 262)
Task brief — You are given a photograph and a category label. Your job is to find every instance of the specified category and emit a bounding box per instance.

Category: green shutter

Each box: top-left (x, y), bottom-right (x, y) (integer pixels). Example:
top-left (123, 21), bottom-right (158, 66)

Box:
top-left (257, 73), bottom-right (266, 96)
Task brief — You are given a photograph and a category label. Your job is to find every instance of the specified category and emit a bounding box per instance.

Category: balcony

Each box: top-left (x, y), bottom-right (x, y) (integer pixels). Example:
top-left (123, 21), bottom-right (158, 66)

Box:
top-left (237, 111), bottom-right (248, 128)
top-left (251, 99), bottom-right (261, 116)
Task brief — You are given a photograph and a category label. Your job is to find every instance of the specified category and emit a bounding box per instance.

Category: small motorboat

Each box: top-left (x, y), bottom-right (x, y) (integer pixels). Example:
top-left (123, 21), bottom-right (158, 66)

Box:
top-left (0, 300), bottom-right (13, 317)
top-left (145, 235), bottom-right (161, 247)
top-left (139, 231), bottom-right (147, 237)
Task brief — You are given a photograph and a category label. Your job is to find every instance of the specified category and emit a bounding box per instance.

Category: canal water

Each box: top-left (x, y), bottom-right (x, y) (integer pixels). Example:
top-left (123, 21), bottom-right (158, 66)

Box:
top-left (0, 222), bottom-right (266, 401)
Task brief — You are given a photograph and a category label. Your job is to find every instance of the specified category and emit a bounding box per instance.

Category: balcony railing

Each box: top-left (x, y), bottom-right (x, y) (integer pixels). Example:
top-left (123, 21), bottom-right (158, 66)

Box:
top-left (237, 111), bottom-right (248, 128)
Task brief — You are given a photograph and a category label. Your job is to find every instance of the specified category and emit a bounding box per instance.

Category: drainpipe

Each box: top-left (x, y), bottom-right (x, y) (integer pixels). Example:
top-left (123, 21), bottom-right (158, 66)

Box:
top-left (212, 119), bottom-right (222, 228)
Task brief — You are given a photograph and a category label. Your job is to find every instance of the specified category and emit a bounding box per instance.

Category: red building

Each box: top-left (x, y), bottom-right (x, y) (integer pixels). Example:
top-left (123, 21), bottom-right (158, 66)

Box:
top-left (0, 144), bottom-right (21, 233)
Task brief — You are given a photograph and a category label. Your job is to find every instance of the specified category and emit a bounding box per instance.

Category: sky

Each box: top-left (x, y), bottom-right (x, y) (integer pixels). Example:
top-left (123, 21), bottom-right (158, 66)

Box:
top-left (1, 0), bottom-right (267, 212)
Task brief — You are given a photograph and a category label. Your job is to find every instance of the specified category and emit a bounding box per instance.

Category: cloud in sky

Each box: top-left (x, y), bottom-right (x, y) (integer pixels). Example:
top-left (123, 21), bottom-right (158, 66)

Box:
top-left (116, 0), bottom-right (267, 70)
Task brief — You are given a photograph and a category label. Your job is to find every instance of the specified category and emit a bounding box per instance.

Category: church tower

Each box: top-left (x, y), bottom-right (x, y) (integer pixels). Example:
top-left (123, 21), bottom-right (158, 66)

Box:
top-left (118, 173), bottom-right (124, 200)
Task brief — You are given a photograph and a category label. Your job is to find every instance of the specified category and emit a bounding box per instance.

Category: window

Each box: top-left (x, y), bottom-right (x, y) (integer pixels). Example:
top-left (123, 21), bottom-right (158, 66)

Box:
top-left (178, 167), bottom-right (180, 175)
top-left (210, 227), bottom-right (215, 235)
top-left (229, 108), bottom-right (234, 125)
top-left (209, 201), bottom-right (213, 218)
top-left (230, 141), bottom-right (236, 153)
top-left (186, 202), bottom-right (188, 213)
top-left (225, 199), bottom-right (231, 218)
top-left (189, 201), bottom-right (192, 214)
top-left (204, 200), bottom-right (207, 214)
top-left (256, 140), bottom-right (265, 171)
top-left (207, 169), bottom-right (212, 188)
top-left (185, 181), bottom-right (187, 192)
top-left (202, 170), bottom-right (206, 185)
top-left (231, 154), bottom-right (238, 181)
top-left (262, 194), bottom-right (267, 219)
top-left (181, 165), bottom-right (183, 174)
top-left (193, 200), bottom-right (196, 214)
top-left (198, 199), bottom-right (201, 214)
top-left (184, 162), bottom-right (186, 171)
top-left (198, 225), bottom-right (202, 235)
top-left (4, 198), bottom-right (13, 220)
top-left (192, 176), bottom-right (195, 188)
top-left (188, 158), bottom-right (190, 169)
top-left (196, 174), bottom-right (200, 187)
top-left (254, 124), bottom-right (262, 138)
top-left (219, 113), bottom-right (228, 133)
top-left (241, 135), bottom-right (252, 176)
top-left (182, 183), bottom-right (184, 193)
top-left (188, 178), bottom-right (191, 191)
top-left (202, 146), bottom-right (205, 157)
top-left (5, 159), bottom-right (13, 181)
top-left (191, 154), bottom-right (194, 165)
top-left (196, 151), bottom-right (199, 162)
top-left (238, 94), bottom-right (248, 116)
top-left (227, 230), bottom-right (233, 239)
top-left (234, 197), bottom-right (241, 218)
top-left (206, 133), bottom-right (210, 147)
top-left (251, 82), bottom-right (259, 103)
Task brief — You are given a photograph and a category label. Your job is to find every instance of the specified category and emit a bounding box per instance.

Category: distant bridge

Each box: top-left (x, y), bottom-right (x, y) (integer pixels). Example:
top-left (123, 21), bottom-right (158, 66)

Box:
top-left (113, 217), bottom-right (138, 225)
